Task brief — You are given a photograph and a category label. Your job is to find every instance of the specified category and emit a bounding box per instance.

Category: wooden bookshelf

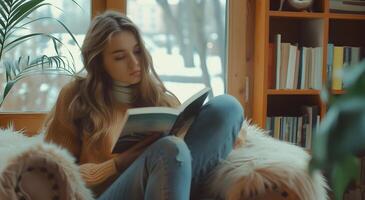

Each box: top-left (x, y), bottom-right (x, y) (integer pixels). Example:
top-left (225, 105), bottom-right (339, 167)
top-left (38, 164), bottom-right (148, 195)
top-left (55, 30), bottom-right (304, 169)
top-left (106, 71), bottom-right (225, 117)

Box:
top-left (269, 10), bottom-right (325, 18)
top-left (332, 89), bottom-right (346, 95)
top-left (267, 89), bottom-right (320, 95)
top-left (252, 1), bottom-right (365, 198)
top-left (252, 0), bottom-right (365, 128)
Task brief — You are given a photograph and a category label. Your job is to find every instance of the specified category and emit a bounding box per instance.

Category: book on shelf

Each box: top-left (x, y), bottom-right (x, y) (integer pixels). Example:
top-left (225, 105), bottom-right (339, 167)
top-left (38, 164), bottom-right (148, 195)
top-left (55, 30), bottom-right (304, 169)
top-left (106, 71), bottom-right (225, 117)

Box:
top-left (266, 105), bottom-right (320, 149)
top-left (330, 0), bottom-right (365, 13)
top-left (272, 34), bottom-right (323, 90)
top-left (112, 87), bottom-right (211, 153)
top-left (327, 44), bottom-right (335, 83)
top-left (328, 44), bottom-right (364, 90)
top-left (275, 34), bottom-right (282, 89)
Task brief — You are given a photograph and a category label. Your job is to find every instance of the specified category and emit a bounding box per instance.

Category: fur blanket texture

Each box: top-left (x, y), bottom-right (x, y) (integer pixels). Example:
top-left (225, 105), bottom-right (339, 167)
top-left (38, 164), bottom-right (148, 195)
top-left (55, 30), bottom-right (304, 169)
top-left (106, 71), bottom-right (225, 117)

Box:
top-left (0, 128), bottom-right (93, 200)
top-left (205, 120), bottom-right (329, 200)
top-left (0, 121), bottom-right (329, 200)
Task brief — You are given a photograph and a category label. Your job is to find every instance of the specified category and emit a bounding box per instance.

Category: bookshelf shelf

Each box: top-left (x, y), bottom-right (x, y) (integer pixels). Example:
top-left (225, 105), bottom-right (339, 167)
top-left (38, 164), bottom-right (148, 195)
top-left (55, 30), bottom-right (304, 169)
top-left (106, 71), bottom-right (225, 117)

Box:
top-left (332, 90), bottom-right (346, 95)
top-left (269, 11), bottom-right (325, 19)
top-left (267, 89), bottom-right (320, 95)
top-left (329, 13), bottom-right (365, 20)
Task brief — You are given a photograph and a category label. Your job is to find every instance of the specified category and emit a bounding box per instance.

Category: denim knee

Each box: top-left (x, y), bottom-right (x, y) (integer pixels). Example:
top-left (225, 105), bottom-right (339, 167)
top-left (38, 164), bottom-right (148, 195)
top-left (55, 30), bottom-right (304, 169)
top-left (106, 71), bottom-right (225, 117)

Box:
top-left (206, 94), bottom-right (244, 123)
top-left (152, 136), bottom-right (191, 164)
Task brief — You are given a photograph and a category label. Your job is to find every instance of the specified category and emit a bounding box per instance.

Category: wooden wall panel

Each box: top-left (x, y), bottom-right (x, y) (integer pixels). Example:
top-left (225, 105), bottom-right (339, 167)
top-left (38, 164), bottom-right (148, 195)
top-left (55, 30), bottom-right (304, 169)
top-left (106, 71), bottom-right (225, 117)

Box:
top-left (0, 113), bottom-right (46, 136)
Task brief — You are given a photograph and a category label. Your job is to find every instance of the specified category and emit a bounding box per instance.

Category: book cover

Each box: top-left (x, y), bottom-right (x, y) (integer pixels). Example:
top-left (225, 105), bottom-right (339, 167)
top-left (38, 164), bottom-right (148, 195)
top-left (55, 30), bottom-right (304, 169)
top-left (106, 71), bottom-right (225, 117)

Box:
top-left (351, 47), bottom-right (361, 66)
top-left (294, 48), bottom-right (300, 89)
top-left (330, 0), bottom-right (365, 13)
top-left (112, 87), bottom-right (211, 153)
top-left (285, 44), bottom-right (297, 89)
top-left (327, 43), bottom-right (334, 84)
top-left (280, 43), bottom-right (291, 89)
top-left (314, 47), bottom-right (323, 90)
top-left (305, 47), bottom-right (312, 89)
top-left (299, 47), bottom-right (307, 89)
top-left (275, 34), bottom-right (282, 89)
top-left (332, 46), bottom-right (344, 90)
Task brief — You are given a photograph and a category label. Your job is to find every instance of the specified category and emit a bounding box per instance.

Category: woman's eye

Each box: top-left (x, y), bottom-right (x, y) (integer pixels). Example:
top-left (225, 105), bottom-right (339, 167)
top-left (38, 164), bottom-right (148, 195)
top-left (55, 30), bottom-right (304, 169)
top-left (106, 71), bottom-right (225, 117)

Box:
top-left (115, 56), bottom-right (125, 60)
top-left (134, 49), bottom-right (141, 55)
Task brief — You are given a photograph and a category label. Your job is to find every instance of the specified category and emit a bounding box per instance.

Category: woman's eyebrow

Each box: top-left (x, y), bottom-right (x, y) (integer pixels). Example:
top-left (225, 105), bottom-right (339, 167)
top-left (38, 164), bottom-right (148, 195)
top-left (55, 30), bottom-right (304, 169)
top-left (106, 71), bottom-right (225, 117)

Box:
top-left (112, 44), bottom-right (139, 54)
top-left (112, 49), bottom-right (126, 54)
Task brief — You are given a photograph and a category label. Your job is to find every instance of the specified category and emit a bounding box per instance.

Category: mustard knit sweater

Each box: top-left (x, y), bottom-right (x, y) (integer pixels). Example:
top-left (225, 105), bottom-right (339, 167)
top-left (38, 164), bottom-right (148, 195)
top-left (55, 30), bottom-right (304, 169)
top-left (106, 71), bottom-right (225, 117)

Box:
top-left (44, 81), bottom-right (130, 196)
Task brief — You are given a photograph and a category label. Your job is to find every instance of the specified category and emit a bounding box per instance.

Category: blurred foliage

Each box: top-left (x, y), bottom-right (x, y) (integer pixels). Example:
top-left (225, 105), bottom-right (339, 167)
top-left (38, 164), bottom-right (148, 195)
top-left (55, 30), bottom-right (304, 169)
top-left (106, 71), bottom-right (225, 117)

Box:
top-left (310, 60), bottom-right (365, 200)
top-left (0, 0), bottom-right (80, 104)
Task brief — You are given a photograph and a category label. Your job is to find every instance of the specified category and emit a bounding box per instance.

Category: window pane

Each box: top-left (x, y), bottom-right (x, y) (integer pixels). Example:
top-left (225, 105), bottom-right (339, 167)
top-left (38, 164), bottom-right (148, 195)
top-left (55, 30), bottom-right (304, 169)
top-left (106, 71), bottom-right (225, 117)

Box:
top-left (127, 0), bottom-right (227, 102)
top-left (0, 0), bottom-right (91, 112)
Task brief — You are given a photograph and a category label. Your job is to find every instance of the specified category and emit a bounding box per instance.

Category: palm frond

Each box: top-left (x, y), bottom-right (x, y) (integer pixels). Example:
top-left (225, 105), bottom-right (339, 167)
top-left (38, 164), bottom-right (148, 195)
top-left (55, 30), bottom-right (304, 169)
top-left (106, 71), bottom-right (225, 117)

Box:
top-left (8, 0), bottom-right (26, 18)
top-left (0, 17), bottom-right (6, 30)
top-left (9, 2), bottom-right (50, 31)
top-left (0, 0), bottom-right (82, 105)
top-left (2, 80), bottom-right (16, 102)
top-left (3, 54), bottom-right (76, 93)
top-left (0, 1), bottom-right (9, 19)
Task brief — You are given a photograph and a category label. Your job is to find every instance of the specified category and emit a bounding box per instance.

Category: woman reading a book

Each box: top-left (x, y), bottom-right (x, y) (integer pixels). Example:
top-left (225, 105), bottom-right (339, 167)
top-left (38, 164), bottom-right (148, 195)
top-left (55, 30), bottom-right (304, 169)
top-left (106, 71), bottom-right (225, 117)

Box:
top-left (44, 11), bottom-right (244, 200)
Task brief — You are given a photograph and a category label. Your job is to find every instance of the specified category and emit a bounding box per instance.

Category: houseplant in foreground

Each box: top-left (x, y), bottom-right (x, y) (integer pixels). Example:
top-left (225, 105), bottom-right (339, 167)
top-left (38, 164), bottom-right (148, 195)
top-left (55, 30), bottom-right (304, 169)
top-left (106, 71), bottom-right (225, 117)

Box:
top-left (0, 0), bottom-right (81, 105)
top-left (310, 60), bottom-right (365, 200)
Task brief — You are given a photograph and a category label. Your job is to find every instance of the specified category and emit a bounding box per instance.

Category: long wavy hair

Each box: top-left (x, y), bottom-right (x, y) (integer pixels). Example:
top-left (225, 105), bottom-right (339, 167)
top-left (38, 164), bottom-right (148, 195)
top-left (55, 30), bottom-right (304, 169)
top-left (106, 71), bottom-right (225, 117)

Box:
top-left (47, 11), bottom-right (178, 145)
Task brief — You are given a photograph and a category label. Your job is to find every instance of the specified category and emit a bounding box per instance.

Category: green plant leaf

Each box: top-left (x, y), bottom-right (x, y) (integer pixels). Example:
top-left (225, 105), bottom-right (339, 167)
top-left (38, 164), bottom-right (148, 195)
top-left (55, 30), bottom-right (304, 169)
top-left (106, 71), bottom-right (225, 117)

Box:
top-left (70, 0), bottom-right (83, 11)
top-left (2, 80), bottom-right (15, 101)
top-left (331, 156), bottom-right (360, 200)
top-left (0, 16), bottom-right (6, 29)
top-left (0, 1), bottom-right (9, 18)
top-left (9, 0), bottom-right (27, 18)
top-left (4, 0), bottom-right (13, 8)
top-left (50, 17), bottom-right (81, 49)
top-left (0, 0), bottom-right (10, 14)
top-left (4, 32), bottom-right (77, 69)
top-left (9, 1), bottom-right (48, 28)
top-left (3, 33), bottom-right (44, 50)
top-left (0, 28), bottom-right (4, 40)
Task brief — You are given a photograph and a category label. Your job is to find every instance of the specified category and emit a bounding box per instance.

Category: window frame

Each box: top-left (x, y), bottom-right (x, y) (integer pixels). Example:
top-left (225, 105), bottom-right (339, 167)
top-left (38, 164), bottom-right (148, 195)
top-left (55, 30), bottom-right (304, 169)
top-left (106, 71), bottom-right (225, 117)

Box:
top-left (0, 0), bottom-right (249, 120)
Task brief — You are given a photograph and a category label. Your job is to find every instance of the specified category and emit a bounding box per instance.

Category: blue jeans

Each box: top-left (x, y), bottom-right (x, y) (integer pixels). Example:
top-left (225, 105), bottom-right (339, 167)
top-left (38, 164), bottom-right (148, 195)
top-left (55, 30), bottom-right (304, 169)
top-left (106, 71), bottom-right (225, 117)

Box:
top-left (98, 95), bottom-right (244, 200)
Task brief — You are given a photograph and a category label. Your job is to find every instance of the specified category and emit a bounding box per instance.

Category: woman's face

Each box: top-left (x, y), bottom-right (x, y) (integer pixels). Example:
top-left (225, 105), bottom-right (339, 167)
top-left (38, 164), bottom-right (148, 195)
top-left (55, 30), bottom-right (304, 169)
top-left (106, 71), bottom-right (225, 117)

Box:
top-left (102, 31), bottom-right (142, 85)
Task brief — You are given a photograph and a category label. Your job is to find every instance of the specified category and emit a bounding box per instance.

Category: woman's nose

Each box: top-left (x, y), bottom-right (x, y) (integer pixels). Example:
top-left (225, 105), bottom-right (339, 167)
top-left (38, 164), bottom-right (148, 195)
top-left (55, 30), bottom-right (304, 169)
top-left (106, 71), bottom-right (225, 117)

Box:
top-left (129, 53), bottom-right (139, 66)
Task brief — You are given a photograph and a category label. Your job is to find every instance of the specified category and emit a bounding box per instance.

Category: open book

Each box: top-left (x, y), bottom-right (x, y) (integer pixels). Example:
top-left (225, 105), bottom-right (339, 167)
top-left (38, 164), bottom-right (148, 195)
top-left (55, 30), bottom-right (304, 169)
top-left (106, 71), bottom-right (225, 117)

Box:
top-left (112, 87), bottom-right (211, 153)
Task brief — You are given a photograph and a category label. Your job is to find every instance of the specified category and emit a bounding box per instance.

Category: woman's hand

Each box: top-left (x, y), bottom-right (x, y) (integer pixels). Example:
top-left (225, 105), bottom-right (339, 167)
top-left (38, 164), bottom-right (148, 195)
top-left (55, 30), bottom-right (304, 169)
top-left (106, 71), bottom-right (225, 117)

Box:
top-left (114, 133), bottom-right (161, 172)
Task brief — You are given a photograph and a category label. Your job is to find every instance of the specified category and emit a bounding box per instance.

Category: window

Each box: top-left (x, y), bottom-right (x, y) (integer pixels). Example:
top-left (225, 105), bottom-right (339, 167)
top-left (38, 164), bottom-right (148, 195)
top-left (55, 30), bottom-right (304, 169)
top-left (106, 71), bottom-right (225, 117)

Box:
top-left (127, 0), bottom-right (227, 102)
top-left (0, 0), bottom-right (91, 112)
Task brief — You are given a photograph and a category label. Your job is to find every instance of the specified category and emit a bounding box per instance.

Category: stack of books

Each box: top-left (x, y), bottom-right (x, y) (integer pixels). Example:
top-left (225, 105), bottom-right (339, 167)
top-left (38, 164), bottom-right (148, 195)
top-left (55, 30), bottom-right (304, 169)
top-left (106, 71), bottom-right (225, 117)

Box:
top-left (266, 105), bottom-right (320, 149)
top-left (330, 0), bottom-right (365, 13)
top-left (327, 44), bottom-right (364, 90)
top-left (269, 34), bottom-right (323, 90)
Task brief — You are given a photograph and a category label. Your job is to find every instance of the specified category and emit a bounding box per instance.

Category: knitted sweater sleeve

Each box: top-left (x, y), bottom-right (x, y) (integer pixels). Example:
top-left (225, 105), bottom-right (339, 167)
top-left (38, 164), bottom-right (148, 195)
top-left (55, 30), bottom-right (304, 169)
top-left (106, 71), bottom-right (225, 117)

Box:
top-left (44, 83), bottom-right (119, 190)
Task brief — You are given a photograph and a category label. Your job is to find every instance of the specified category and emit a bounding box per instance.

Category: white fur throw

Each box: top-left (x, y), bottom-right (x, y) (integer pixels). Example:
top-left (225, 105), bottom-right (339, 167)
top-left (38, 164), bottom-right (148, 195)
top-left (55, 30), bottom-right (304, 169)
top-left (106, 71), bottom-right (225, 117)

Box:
top-left (0, 122), bottom-right (329, 200)
top-left (205, 121), bottom-right (329, 200)
top-left (0, 128), bottom-right (93, 200)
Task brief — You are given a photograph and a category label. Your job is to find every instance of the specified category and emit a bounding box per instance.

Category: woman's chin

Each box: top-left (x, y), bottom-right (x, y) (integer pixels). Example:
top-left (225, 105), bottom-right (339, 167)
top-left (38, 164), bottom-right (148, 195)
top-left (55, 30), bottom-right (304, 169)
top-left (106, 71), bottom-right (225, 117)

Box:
top-left (130, 78), bottom-right (141, 85)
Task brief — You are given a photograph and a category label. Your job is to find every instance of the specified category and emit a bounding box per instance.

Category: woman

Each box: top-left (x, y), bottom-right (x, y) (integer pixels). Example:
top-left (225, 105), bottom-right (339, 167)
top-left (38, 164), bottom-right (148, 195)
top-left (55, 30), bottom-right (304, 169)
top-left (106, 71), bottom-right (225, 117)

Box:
top-left (44, 10), bottom-right (244, 200)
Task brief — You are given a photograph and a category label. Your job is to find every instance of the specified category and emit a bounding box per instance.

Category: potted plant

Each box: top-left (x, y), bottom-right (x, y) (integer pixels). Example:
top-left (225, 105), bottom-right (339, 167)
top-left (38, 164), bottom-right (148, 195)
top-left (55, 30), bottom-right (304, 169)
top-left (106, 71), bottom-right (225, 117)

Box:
top-left (0, 0), bottom-right (81, 105)
top-left (310, 59), bottom-right (365, 200)
top-left (0, 0), bottom-right (83, 134)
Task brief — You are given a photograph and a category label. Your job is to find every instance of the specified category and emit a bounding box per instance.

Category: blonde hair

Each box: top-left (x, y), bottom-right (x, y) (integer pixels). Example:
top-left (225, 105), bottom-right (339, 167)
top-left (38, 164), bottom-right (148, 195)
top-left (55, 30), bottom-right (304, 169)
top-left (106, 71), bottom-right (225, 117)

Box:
top-left (47, 11), bottom-right (178, 145)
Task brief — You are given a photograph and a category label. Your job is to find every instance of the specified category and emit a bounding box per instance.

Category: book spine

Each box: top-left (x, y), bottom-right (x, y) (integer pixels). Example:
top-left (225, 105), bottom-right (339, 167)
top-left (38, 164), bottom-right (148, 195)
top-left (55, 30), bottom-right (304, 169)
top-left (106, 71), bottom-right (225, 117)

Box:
top-left (332, 46), bottom-right (344, 90)
top-left (327, 43), bottom-right (334, 84)
top-left (275, 34), bottom-right (282, 89)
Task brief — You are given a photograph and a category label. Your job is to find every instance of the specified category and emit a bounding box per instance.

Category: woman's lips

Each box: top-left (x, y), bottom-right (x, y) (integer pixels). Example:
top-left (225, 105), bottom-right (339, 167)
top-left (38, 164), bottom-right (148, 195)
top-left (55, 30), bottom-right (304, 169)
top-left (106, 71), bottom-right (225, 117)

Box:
top-left (130, 71), bottom-right (141, 76)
